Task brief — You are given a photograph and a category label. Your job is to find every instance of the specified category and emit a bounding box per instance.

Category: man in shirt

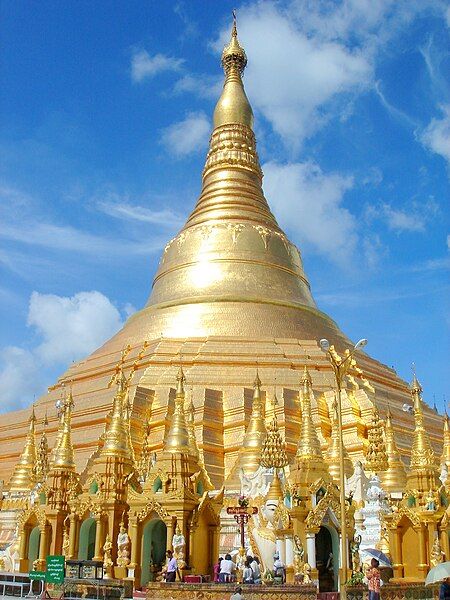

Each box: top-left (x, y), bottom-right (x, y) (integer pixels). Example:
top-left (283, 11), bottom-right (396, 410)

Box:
top-left (165, 550), bottom-right (178, 582)
top-left (219, 553), bottom-right (236, 583)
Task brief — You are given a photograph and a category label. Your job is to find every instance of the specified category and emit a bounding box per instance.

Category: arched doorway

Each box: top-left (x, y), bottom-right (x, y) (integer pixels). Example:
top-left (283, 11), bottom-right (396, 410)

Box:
top-left (316, 525), bottom-right (339, 592)
top-left (28, 526), bottom-right (40, 566)
top-left (78, 518), bottom-right (96, 560)
top-left (140, 519), bottom-right (167, 587)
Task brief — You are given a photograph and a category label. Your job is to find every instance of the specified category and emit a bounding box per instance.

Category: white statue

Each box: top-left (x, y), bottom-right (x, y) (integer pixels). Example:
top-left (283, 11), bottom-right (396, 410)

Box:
top-left (172, 525), bottom-right (186, 570)
top-left (440, 463), bottom-right (448, 487)
top-left (346, 460), bottom-right (369, 506)
top-left (240, 466), bottom-right (271, 499)
top-left (117, 523), bottom-right (131, 567)
top-left (359, 475), bottom-right (391, 552)
top-left (251, 498), bottom-right (278, 573)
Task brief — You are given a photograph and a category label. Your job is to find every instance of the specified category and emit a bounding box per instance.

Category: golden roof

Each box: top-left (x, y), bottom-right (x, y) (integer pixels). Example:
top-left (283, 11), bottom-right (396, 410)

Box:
top-left (8, 406), bottom-right (37, 492)
top-left (380, 408), bottom-right (407, 493)
top-left (164, 366), bottom-right (190, 453)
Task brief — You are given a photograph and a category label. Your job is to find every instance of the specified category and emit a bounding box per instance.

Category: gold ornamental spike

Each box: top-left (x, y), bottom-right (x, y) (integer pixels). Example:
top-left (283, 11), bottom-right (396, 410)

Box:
top-left (101, 374), bottom-right (133, 460)
top-left (380, 407), bottom-right (407, 493)
top-left (8, 406), bottom-right (37, 492)
top-left (266, 470), bottom-right (284, 502)
top-left (260, 401), bottom-right (288, 469)
top-left (51, 390), bottom-right (76, 470)
top-left (296, 365), bottom-right (324, 462)
top-left (441, 414), bottom-right (450, 468)
top-left (185, 390), bottom-right (200, 459)
top-left (164, 367), bottom-right (190, 453)
top-left (214, 11), bottom-right (253, 129)
top-left (240, 372), bottom-right (267, 473)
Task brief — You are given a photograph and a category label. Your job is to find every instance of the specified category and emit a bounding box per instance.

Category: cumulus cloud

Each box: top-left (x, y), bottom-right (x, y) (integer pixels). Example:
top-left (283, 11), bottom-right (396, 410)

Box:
top-left (262, 161), bottom-right (356, 264)
top-left (131, 49), bottom-right (183, 82)
top-left (366, 197), bottom-right (439, 232)
top-left (218, 3), bottom-right (371, 149)
top-left (0, 347), bottom-right (43, 412)
top-left (420, 105), bottom-right (450, 168)
top-left (0, 291), bottom-right (129, 412)
top-left (160, 111), bottom-right (210, 157)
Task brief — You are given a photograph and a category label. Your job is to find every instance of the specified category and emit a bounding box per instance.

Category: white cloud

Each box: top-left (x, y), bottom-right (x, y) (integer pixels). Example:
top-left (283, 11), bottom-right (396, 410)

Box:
top-left (262, 161), bottom-right (356, 264)
top-left (98, 201), bottom-right (185, 228)
top-left (28, 291), bottom-right (124, 365)
top-left (173, 74), bottom-right (222, 99)
top-left (0, 290), bottom-right (130, 412)
top-left (420, 105), bottom-right (450, 168)
top-left (131, 49), bottom-right (183, 82)
top-left (222, 3), bottom-right (371, 149)
top-left (366, 198), bottom-right (439, 232)
top-left (0, 347), bottom-right (43, 412)
top-left (160, 111), bottom-right (210, 157)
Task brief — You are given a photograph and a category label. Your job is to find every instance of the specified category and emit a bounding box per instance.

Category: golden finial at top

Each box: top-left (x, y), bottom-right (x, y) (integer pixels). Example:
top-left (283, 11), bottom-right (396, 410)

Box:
top-left (221, 10), bottom-right (247, 75)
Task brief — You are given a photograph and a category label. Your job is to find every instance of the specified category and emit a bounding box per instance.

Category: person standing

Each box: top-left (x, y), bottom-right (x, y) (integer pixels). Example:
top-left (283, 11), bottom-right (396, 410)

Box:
top-left (165, 550), bottom-right (178, 582)
top-left (366, 558), bottom-right (381, 600)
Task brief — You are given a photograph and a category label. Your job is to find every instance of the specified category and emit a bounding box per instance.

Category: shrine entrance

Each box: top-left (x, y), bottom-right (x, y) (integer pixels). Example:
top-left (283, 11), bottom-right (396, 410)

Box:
top-left (78, 517), bottom-right (96, 560)
top-left (316, 525), bottom-right (339, 592)
top-left (27, 525), bottom-right (40, 566)
top-left (140, 518), bottom-right (167, 587)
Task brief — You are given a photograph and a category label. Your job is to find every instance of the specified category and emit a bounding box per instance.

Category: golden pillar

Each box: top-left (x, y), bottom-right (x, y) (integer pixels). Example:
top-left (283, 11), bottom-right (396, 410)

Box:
top-left (440, 526), bottom-right (450, 561)
top-left (68, 513), bottom-right (78, 559)
top-left (36, 524), bottom-right (50, 570)
top-left (166, 517), bottom-right (174, 551)
top-left (418, 525), bottom-right (428, 579)
top-left (18, 527), bottom-right (29, 572)
top-left (391, 528), bottom-right (403, 579)
top-left (93, 515), bottom-right (105, 562)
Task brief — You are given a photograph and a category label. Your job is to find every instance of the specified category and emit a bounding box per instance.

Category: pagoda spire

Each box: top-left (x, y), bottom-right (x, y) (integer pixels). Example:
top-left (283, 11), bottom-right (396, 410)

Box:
top-left (407, 370), bottom-right (439, 492)
top-left (51, 389), bottom-right (75, 470)
top-left (326, 399), bottom-right (353, 482)
top-left (260, 397), bottom-right (288, 470)
top-left (240, 371), bottom-right (267, 473)
top-left (34, 412), bottom-right (50, 484)
top-left (290, 365), bottom-right (329, 490)
top-left (185, 390), bottom-right (200, 460)
top-left (213, 11), bottom-right (253, 130)
top-left (164, 366), bottom-right (190, 453)
top-left (8, 406), bottom-right (37, 492)
top-left (364, 407), bottom-right (388, 474)
top-left (101, 365), bottom-right (133, 460)
top-left (441, 414), bottom-right (450, 469)
top-left (380, 407), bottom-right (407, 493)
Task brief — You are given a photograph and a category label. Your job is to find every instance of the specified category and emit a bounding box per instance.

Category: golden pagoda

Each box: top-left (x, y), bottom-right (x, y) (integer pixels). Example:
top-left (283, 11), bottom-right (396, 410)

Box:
top-left (380, 407), bottom-right (407, 493)
top-left (0, 15), bottom-right (447, 587)
top-left (441, 414), bottom-right (450, 469)
top-left (407, 373), bottom-right (440, 492)
top-left (8, 407), bottom-right (36, 493)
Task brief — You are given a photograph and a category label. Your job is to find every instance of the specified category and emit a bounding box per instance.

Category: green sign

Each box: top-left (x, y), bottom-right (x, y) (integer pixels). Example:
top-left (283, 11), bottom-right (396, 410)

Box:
top-left (45, 555), bottom-right (65, 584)
top-left (29, 571), bottom-right (46, 581)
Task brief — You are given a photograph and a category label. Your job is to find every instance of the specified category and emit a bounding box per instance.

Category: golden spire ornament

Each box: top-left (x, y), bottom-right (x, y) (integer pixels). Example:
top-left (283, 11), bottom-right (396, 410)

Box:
top-left (380, 407), bottom-right (407, 493)
top-left (441, 414), bottom-right (450, 469)
top-left (364, 407), bottom-right (388, 474)
top-left (34, 412), bottom-right (50, 484)
top-left (164, 366), bottom-right (190, 453)
top-left (296, 365), bottom-right (324, 462)
top-left (51, 389), bottom-right (76, 470)
top-left (260, 397), bottom-right (288, 470)
top-left (8, 406), bottom-right (37, 492)
top-left (407, 370), bottom-right (439, 491)
top-left (214, 10), bottom-right (253, 129)
top-left (326, 399), bottom-right (353, 481)
top-left (185, 390), bottom-right (200, 460)
top-left (102, 366), bottom-right (133, 459)
top-left (240, 371), bottom-right (267, 472)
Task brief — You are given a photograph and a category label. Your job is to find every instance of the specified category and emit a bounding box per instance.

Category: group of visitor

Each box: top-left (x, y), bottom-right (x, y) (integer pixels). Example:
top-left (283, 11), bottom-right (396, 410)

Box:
top-left (213, 553), bottom-right (261, 584)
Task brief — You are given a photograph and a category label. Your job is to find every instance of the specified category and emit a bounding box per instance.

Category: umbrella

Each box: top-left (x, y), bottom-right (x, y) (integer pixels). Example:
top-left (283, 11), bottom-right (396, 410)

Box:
top-left (426, 562), bottom-right (450, 585)
top-left (360, 548), bottom-right (392, 567)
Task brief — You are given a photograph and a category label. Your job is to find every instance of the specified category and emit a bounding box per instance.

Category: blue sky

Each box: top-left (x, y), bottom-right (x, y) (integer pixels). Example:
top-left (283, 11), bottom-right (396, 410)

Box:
top-left (0, 0), bottom-right (449, 413)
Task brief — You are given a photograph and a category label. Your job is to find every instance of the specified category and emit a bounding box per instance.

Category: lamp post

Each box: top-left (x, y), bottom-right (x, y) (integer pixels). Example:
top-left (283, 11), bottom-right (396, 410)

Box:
top-left (319, 337), bottom-right (368, 600)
